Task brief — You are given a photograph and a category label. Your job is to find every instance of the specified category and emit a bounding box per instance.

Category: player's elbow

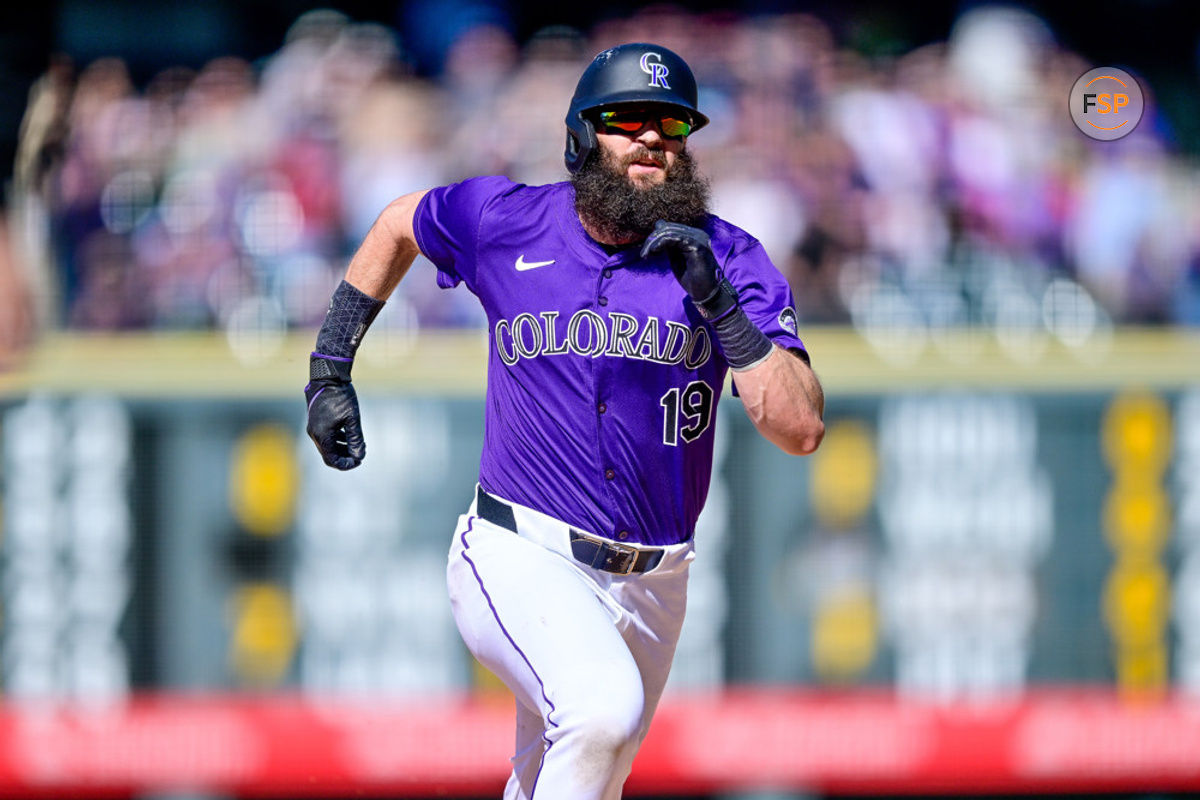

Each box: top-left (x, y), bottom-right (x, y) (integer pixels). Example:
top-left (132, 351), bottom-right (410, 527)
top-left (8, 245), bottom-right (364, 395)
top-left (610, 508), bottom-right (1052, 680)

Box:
top-left (776, 415), bottom-right (825, 456)
top-left (378, 190), bottom-right (428, 247)
top-left (755, 409), bottom-right (823, 456)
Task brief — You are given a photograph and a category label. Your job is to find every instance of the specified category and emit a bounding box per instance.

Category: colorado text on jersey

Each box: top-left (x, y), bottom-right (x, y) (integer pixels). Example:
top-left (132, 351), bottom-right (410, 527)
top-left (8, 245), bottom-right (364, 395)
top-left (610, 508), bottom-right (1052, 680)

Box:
top-left (493, 310), bottom-right (713, 368)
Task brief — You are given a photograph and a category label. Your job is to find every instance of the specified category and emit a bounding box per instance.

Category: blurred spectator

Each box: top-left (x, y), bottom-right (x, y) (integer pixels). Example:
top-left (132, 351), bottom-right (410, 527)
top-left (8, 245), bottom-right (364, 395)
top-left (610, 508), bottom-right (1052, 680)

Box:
top-left (0, 215), bottom-right (34, 367)
top-left (10, 4), bottom-right (1199, 341)
top-left (2, 10), bottom-right (60, 366)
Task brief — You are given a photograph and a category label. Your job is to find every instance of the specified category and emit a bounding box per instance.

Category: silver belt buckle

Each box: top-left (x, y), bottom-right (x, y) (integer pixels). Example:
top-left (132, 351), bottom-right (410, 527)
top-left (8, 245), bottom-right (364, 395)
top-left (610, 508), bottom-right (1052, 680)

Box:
top-left (577, 530), bottom-right (639, 575)
top-left (608, 540), bottom-right (639, 575)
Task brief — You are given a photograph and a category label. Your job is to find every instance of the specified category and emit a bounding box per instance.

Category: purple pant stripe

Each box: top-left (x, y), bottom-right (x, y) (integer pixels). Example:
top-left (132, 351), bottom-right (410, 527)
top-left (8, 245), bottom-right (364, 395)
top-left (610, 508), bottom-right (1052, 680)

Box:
top-left (461, 515), bottom-right (557, 798)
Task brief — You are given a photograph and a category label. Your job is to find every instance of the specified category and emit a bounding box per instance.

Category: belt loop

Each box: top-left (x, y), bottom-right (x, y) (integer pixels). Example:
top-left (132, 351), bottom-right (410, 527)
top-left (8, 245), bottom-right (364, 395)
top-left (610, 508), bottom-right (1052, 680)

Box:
top-left (588, 541), bottom-right (608, 571)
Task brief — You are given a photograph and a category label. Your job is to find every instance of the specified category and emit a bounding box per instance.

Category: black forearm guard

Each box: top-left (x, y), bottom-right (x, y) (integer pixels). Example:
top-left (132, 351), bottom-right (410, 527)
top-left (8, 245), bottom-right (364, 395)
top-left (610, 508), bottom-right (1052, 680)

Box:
top-left (313, 280), bottom-right (386, 361)
top-left (712, 305), bottom-right (774, 370)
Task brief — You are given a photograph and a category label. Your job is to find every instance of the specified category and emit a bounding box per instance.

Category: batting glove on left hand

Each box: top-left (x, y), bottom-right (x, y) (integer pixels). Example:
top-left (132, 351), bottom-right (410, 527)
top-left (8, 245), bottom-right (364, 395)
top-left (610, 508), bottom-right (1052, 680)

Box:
top-left (641, 220), bottom-right (738, 320)
top-left (305, 355), bottom-right (366, 470)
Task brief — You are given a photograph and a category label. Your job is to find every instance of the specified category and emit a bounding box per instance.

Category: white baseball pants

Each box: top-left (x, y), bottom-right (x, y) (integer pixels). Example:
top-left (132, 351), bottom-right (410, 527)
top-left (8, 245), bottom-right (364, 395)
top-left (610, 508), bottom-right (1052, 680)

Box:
top-left (446, 487), bottom-right (694, 800)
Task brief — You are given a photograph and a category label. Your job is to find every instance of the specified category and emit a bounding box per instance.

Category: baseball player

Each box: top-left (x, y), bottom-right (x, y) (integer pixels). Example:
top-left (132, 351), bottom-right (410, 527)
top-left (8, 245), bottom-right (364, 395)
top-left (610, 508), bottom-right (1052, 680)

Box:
top-left (305, 43), bottom-right (825, 799)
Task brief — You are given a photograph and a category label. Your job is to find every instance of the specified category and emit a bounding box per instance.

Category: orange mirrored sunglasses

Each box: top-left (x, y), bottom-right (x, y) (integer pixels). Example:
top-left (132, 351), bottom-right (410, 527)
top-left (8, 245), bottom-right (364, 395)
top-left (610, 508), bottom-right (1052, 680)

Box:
top-left (596, 109), bottom-right (693, 139)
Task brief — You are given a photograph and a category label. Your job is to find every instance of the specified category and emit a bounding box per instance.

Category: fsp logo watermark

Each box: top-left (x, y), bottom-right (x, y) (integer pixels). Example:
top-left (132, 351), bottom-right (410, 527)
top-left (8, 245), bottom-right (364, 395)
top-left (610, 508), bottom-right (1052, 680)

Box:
top-left (1069, 67), bottom-right (1144, 141)
top-left (640, 52), bottom-right (671, 89)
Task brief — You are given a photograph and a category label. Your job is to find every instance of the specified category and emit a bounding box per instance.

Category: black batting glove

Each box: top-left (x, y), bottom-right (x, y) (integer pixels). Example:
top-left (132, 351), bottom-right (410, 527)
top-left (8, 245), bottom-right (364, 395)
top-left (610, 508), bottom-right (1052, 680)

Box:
top-left (304, 354), bottom-right (366, 470)
top-left (641, 220), bottom-right (738, 320)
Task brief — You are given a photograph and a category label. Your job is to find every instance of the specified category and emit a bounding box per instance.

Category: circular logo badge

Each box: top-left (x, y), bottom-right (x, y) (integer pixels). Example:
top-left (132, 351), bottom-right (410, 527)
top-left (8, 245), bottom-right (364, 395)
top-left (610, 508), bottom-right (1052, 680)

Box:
top-left (1069, 67), bottom-right (1144, 141)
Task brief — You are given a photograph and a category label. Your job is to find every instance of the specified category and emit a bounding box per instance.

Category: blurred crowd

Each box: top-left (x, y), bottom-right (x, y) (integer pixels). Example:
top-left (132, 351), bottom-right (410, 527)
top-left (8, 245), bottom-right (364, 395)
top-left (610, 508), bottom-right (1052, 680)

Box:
top-left (5, 4), bottom-right (1200, 352)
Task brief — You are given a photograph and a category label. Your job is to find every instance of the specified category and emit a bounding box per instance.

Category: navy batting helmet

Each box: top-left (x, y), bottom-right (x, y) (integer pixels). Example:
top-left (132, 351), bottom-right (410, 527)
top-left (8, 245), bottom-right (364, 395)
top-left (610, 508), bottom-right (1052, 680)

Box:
top-left (564, 43), bottom-right (709, 174)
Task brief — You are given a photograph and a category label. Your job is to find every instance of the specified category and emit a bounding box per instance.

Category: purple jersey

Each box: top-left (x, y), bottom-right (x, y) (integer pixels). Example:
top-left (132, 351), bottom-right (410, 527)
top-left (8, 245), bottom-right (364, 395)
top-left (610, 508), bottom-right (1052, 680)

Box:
top-left (413, 176), bottom-right (805, 545)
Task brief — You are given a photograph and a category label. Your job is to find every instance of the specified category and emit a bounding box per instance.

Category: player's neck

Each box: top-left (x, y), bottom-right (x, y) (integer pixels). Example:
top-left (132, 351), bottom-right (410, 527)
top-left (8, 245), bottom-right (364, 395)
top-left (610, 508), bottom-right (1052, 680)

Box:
top-left (578, 214), bottom-right (644, 249)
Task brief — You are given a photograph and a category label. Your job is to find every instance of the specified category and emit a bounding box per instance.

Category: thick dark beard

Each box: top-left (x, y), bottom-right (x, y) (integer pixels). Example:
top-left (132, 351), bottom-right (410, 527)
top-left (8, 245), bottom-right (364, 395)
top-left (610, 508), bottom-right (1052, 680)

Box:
top-left (571, 145), bottom-right (711, 244)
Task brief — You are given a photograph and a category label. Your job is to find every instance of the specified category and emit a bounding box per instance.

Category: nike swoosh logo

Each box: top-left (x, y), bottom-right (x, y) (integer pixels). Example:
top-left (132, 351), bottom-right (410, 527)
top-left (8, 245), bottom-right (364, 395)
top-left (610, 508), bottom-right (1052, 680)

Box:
top-left (515, 255), bottom-right (556, 271)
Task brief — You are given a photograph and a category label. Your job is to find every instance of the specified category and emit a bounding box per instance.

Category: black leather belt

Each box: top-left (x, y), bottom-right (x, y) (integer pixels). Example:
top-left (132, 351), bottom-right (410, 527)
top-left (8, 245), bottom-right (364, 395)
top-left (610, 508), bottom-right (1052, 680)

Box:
top-left (475, 487), bottom-right (665, 575)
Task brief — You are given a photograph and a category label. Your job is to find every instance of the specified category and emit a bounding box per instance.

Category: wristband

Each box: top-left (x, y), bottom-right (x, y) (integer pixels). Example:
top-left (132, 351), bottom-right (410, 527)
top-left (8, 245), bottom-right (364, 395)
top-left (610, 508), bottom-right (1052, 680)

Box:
top-left (693, 278), bottom-right (739, 321)
top-left (711, 306), bottom-right (774, 371)
top-left (314, 280), bottom-right (385, 360)
top-left (309, 353), bottom-right (354, 382)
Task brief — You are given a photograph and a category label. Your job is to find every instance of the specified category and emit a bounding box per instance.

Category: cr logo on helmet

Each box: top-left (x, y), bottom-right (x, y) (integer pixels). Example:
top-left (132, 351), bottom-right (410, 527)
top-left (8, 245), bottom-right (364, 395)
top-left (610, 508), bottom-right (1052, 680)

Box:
top-left (639, 52), bottom-right (671, 89)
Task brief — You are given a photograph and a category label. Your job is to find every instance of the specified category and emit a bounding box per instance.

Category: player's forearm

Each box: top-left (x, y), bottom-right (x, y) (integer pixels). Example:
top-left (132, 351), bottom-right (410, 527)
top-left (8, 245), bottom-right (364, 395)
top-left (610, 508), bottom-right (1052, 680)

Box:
top-left (344, 189), bottom-right (428, 300)
top-left (308, 191), bottom-right (429, 367)
top-left (733, 346), bottom-right (825, 456)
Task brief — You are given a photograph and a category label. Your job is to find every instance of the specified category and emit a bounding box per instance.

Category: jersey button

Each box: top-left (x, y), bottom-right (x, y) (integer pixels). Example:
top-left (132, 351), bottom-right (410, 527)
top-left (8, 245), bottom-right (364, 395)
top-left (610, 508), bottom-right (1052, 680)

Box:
top-left (598, 402), bottom-right (607, 414)
top-left (598, 296), bottom-right (609, 306)
top-left (618, 530), bottom-right (629, 540)
top-left (603, 268), bottom-right (613, 279)
top-left (605, 468), bottom-right (615, 480)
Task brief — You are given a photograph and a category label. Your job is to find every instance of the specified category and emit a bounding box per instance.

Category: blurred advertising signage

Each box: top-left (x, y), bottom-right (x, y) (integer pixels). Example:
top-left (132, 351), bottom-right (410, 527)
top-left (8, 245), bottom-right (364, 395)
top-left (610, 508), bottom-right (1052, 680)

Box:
top-left (2, 691), bottom-right (1200, 797)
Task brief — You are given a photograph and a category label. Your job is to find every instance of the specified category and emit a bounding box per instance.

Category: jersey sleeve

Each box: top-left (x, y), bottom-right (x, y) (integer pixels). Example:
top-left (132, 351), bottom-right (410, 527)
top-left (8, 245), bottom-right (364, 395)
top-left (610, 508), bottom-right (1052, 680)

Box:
top-left (412, 175), bottom-right (516, 291)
